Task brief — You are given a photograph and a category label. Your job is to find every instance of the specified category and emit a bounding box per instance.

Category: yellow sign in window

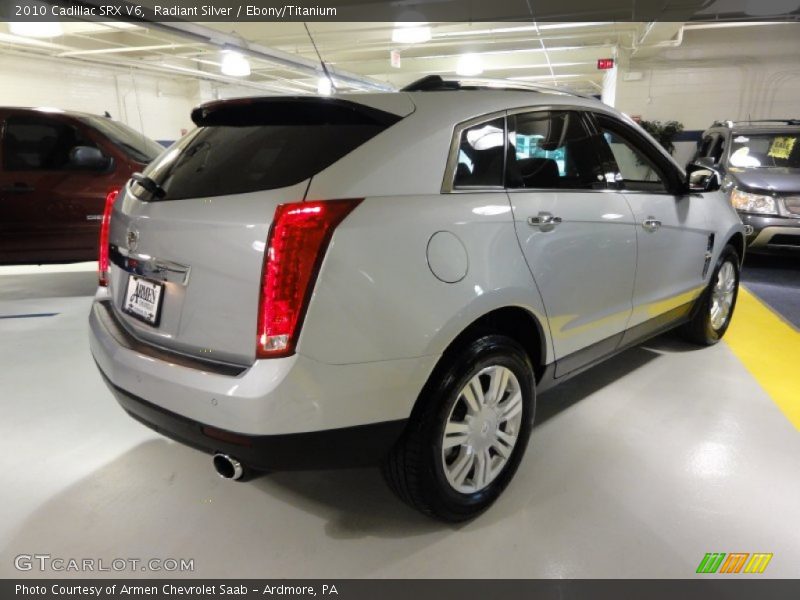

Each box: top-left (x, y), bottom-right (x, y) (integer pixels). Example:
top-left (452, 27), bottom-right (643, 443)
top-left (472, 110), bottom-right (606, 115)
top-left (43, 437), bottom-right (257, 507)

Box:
top-left (768, 136), bottom-right (796, 159)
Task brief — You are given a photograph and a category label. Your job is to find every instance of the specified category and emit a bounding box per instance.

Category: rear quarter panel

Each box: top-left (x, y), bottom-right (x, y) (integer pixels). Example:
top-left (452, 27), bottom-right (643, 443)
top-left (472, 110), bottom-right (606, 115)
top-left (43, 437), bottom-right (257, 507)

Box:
top-left (298, 193), bottom-right (552, 366)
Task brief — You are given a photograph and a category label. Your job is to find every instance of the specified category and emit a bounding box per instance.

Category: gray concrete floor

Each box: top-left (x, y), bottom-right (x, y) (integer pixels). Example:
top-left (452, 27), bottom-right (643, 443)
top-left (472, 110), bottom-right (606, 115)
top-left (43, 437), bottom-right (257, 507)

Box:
top-left (1, 264), bottom-right (799, 578)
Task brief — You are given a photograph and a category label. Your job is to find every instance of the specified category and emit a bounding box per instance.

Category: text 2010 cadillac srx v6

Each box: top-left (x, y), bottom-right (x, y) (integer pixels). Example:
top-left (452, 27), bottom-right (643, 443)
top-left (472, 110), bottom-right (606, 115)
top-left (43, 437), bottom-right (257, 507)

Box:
top-left (89, 77), bottom-right (745, 521)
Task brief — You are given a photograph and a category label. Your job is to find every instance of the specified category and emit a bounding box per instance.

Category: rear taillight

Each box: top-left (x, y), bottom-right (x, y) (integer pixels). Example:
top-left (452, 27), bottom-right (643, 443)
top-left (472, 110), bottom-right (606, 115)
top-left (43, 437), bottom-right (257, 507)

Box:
top-left (98, 188), bottom-right (120, 286)
top-left (257, 199), bottom-right (362, 358)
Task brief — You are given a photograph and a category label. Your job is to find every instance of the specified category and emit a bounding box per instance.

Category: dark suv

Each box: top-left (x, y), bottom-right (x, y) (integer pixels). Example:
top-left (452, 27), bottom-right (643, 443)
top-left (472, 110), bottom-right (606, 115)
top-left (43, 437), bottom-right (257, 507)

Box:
top-left (693, 119), bottom-right (800, 252)
top-left (0, 108), bottom-right (164, 265)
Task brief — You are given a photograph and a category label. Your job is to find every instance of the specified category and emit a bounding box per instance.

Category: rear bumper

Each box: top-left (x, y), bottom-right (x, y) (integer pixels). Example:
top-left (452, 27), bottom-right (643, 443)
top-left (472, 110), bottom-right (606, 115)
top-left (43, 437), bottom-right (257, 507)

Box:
top-left (98, 367), bottom-right (405, 470)
top-left (90, 299), bottom-right (436, 467)
top-left (741, 214), bottom-right (800, 251)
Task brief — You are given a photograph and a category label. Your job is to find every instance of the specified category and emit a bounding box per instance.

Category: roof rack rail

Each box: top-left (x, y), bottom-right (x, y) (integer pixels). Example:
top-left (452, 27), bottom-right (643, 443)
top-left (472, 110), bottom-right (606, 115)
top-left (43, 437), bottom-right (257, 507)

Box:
top-left (401, 75), bottom-right (595, 100)
top-left (712, 118), bottom-right (800, 127)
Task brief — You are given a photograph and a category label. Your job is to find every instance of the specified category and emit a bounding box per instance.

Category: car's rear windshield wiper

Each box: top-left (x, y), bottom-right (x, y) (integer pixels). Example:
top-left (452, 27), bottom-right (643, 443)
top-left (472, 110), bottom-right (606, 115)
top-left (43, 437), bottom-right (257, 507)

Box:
top-left (131, 172), bottom-right (166, 199)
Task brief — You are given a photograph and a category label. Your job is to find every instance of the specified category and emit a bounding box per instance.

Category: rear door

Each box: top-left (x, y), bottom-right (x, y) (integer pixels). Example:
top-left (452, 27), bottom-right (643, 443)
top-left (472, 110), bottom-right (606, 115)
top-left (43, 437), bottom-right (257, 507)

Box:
top-left (506, 109), bottom-right (637, 376)
top-left (591, 112), bottom-right (712, 338)
top-left (107, 97), bottom-right (408, 366)
top-left (0, 112), bottom-right (109, 263)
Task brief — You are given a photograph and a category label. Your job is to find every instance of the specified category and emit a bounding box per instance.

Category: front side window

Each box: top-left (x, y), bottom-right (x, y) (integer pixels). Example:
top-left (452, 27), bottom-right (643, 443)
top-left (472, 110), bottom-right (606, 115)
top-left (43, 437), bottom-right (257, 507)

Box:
top-left (452, 117), bottom-right (506, 188)
top-left (3, 116), bottom-right (96, 171)
top-left (595, 115), bottom-right (668, 193)
top-left (697, 133), bottom-right (724, 163)
top-left (507, 111), bottom-right (604, 190)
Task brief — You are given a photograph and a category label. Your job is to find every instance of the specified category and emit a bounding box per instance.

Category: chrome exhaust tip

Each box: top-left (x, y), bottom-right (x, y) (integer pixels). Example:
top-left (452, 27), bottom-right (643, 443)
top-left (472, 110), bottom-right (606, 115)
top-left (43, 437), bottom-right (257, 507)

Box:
top-left (212, 453), bottom-right (244, 481)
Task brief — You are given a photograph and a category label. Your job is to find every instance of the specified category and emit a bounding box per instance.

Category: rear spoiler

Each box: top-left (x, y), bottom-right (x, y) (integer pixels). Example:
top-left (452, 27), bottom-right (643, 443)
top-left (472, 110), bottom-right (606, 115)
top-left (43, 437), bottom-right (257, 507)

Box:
top-left (191, 97), bottom-right (403, 128)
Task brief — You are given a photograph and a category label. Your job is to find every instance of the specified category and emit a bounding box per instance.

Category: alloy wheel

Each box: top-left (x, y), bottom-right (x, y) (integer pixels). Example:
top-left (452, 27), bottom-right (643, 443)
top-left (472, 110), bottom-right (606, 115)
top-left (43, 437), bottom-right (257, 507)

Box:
top-left (441, 365), bottom-right (523, 494)
top-left (710, 260), bottom-right (736, 330)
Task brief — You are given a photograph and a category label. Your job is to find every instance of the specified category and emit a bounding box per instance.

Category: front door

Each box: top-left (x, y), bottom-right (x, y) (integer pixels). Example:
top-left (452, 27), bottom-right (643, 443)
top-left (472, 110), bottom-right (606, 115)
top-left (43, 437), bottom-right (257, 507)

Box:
top-left (592, 113), bottom-right (712, 339)
top-left (0, 113), bottom-right (106, 263)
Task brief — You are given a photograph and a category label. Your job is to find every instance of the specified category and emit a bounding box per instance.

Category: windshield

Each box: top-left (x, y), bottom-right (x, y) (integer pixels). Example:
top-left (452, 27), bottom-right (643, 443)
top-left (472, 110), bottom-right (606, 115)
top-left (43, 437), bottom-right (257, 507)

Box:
top-left (79, 116), bottom-right (164, 164)
top-left (728, 132), bottom-right (800, 169)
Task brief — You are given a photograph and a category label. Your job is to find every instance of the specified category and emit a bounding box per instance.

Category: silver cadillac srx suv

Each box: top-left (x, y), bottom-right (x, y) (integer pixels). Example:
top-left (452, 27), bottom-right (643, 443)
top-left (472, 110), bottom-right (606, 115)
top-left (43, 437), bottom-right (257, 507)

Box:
top-left (89, 76), bottom-right (745, 521)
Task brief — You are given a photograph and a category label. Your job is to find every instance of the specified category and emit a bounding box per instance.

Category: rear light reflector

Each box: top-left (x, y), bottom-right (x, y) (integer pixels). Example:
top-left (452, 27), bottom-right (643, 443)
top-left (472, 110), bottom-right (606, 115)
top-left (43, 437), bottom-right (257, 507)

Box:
top-left (257, 199), bottom-right (362, 358)
top-left (98, 188), bottom-right (120, 286)
top-left (202, 426), bottom-right (253, 447)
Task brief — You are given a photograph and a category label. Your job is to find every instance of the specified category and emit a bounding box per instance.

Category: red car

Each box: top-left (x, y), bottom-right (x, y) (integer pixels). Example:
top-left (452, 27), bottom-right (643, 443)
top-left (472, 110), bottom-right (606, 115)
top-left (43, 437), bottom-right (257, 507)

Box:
top-left (0, 107), bottom-right (164, 265)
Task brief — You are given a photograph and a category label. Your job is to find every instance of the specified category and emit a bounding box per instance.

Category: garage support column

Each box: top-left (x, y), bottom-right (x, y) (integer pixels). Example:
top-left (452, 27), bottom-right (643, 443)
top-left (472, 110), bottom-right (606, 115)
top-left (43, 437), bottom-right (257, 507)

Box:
top-left (601, 46), bottom-right (620, 107)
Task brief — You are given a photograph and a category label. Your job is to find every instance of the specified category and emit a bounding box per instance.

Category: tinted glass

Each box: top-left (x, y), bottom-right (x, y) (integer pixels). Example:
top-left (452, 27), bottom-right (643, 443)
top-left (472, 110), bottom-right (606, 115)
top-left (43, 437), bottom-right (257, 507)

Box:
top-left (507, 111), bottom-right (604, 190)
top-left (3, 116), bottom-right (97, 171)
top-left (452, 117), bottom-right (505, 188)
top-left (595, 117), bottom-right (667, 192)
top-left (80, 115), bottom-right (163, 163)
top-left (728, 132), bottom-right (800, 169)
top-left (140, 122), bottom-right (388, 200)
top-left (697, 135), bottom-right (713, 158)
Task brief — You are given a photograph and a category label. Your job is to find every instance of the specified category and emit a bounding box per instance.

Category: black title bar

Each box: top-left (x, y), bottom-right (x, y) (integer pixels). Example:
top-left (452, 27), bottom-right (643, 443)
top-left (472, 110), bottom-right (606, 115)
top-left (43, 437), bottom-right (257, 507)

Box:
top-left (2, 0), bottom-right (800, 22)
top-left (5, 580), bottom-right (800, 600)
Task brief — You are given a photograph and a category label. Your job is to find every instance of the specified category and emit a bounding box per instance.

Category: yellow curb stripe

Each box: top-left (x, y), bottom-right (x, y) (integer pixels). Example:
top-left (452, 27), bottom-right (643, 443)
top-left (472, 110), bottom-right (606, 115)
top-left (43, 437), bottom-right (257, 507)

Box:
top-left (724, 287), bottom-right (800, 431)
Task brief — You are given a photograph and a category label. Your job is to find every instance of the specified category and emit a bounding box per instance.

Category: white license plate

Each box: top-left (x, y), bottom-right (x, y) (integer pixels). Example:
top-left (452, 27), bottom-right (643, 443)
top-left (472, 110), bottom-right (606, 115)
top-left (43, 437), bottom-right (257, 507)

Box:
top-left (123, 275), bottom-right (165, 327)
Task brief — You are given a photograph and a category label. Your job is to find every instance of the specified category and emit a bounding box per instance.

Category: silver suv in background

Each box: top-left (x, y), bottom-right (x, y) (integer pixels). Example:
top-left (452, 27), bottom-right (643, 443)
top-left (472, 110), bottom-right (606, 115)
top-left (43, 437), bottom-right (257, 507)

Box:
top-left (89, 77), bottom-right (745, 521)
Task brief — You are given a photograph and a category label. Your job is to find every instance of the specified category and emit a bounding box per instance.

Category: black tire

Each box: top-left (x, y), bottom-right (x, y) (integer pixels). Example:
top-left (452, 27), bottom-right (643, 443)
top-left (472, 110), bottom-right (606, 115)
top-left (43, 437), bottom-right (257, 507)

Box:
top-left (680, 244), bottom-right (740, 346)
top-left (382, 335), bottom-right (535, 522)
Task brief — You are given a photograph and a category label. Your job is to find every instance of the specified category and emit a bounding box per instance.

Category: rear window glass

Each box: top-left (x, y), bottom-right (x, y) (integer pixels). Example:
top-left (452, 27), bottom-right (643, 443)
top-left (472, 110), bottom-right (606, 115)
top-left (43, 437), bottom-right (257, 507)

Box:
top-left (137, 100), bottom-right (399, 200)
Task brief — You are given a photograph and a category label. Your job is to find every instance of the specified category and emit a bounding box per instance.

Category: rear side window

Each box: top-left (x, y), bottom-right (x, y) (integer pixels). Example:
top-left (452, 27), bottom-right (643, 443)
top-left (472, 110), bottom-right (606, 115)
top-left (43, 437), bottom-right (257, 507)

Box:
top-left (3, 116), bottom-right (97, 171)
top-left (507, 111), bottom-right (605, 190)
top-left (138, 99), bottom-right (399, 200)
top-left (452, 117), bottom-right (506, 188)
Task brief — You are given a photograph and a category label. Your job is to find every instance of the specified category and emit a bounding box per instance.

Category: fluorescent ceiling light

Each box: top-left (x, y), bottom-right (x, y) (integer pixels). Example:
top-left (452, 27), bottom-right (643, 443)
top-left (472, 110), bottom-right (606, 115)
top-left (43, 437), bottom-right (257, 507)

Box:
top-left (392, 24), bottom-right (432, 44)
top-left (436, 22), bottom-right (609, 38)
top-left (456, 54), bottom-right (484, 76)
top-left (8, 22), bottom-right (63, 38)
top-left (317, 77), bottom-right (332, 96)
top-left (220, 51), bottom-right (250, 77)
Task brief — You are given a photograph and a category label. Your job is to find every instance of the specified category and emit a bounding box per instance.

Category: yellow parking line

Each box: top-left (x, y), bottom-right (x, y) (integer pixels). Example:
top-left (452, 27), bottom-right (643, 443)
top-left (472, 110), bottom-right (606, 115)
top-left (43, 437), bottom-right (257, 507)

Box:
top-left (724, 287), bottom-right (800, 431)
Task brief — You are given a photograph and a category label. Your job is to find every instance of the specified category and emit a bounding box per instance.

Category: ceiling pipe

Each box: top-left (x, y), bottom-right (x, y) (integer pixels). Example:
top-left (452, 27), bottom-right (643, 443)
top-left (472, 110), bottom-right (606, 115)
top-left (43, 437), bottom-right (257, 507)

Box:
top-left (132, 20), bottom-right (394, 91)
top-left (57, 43), bottom-right (199, 57)
top-left (0, 46), bottom-right (306, 94)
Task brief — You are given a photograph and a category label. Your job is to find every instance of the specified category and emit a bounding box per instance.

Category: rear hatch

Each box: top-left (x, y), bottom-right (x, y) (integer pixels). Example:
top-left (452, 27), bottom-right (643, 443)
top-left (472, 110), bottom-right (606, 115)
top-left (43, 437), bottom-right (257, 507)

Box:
top-left (106, 96), bottom-right (409, 366)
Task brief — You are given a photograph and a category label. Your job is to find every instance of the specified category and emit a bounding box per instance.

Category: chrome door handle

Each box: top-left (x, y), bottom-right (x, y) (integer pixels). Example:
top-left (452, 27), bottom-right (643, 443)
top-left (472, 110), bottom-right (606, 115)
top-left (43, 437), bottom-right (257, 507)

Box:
top-left (528, 213), bottom-right (562, 230)
top-left (642, 217), bottom-right (661, 232)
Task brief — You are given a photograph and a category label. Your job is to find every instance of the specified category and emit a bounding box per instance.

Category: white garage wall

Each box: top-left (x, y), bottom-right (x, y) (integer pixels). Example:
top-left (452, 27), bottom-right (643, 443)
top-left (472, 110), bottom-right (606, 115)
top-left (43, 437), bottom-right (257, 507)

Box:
top-left (0, 53), bottom-right (196, 142)
top-left (615, 24), bottom-right (800, 166)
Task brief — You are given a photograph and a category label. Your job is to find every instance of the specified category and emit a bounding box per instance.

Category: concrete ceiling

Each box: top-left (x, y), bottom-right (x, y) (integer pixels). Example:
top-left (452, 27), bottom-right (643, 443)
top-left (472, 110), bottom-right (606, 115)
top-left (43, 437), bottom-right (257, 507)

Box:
top-left (0, 19), bottom-right (797, 96)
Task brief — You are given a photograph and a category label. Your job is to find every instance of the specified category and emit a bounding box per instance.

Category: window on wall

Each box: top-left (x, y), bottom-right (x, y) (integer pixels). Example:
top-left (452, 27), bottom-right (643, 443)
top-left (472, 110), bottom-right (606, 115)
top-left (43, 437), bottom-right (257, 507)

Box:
top-left (507, 110), bottom-right (605, 190)
top-left (3, 116), bottom-right (97, 171)
top-left (452, 117), bottom-right (505, 188)
top-left (595, 115), bottom-right (668, 193)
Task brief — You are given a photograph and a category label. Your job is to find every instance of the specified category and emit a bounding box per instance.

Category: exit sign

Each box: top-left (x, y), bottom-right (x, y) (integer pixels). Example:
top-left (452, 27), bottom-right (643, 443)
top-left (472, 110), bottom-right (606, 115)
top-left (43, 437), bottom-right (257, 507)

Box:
top-left (597, 58), bottom-right (615, 70)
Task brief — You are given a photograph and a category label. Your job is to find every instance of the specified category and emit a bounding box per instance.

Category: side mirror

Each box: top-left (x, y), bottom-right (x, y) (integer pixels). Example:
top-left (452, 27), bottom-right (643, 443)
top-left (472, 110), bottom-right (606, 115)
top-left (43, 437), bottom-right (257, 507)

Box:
top-left (69, 146), bottom-right (112, 171)
top-left (686, 162), bottom-right (722, 193)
